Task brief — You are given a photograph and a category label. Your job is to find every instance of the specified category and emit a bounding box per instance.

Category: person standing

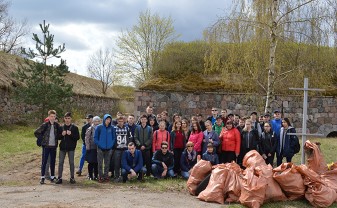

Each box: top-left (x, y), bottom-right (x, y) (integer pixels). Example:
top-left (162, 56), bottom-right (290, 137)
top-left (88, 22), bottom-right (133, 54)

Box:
top-left (76, 114), bottom-right (93, 176)
top-left (134, 114), bottom-right (153, 177)
top-left (260, 123), bottom-right (277, 166)
top-left (34, 110), bottom-right (61, 184)
top-left (152, 121), bottom-right (170, 153)
top-left (56, 112), bottom-right (80, 184)
top-left (188, 122), bottom-right (204, 155)
top-left (151, 141), bottom-right (175, 179)
top-left (219, 121), bottom-right (241, 164)
top-left (170, 120), bottom-right (186, 175)
top-left (196, 114), bottom-right (206, 131)
top-left (212, 116), bottom-right (224, 136)
top-left (276, 118), bottom-right (298, 166)
top-left (94, 114), bottom-right (116, 183)
top-left (250, 112), bottom-right (262, 137)
top-left (113, 116), bottom-right (133, 182)
top-left (202, 120), bottom-right (220, 154)
top-left (207, 107), bottom-right (219, 125)
top-left (85, 116), bottom-right (101, 180)
top-left (127, 114), bottom-right (137, 143)
top-left (121, 142), bottom-right (146, 182)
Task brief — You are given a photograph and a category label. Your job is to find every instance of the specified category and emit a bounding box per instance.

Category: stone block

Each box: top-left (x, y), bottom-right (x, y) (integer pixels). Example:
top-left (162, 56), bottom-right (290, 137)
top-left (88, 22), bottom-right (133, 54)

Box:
top-left (188, 101), bottom-right (197, 109)
top-left (283, 101), bottom-right (289, 108)
top-left (160, 102), bottom-right (167, 108)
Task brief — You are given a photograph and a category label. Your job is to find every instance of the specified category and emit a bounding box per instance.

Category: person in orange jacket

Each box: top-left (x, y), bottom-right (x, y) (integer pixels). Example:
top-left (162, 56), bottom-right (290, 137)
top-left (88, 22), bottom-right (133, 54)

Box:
top-left (218, 120), bottom-right (241, 163)
top-left (152, 121), bottom-right (170, 153)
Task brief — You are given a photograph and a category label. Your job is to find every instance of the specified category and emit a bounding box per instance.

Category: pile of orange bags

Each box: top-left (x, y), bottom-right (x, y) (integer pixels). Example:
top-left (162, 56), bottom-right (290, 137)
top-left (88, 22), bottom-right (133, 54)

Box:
top-left (190, 141), bottom-right (337, 208)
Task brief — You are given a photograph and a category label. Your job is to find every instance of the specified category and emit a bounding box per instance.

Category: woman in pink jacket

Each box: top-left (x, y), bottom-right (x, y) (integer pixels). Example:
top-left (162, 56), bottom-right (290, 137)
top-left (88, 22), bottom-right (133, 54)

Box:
top-left (188, 122), bottom-right (203, 155)
top-left (152, 121), bottom-right (170, 153)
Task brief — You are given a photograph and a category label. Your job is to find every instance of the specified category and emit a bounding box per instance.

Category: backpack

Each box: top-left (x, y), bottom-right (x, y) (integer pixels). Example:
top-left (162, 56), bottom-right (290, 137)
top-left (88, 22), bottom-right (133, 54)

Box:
top-left (293, 135), bottom-right (300, 154)
top-left (36, 122), bottom-right (49, 147)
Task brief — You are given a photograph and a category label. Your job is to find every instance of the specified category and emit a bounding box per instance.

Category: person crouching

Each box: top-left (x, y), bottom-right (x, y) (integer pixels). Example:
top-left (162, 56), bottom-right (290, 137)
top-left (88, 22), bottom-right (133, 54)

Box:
top-left (151, 141), bottom-right (174, 179)
top-left (180, 141), bottom-right (198, 179)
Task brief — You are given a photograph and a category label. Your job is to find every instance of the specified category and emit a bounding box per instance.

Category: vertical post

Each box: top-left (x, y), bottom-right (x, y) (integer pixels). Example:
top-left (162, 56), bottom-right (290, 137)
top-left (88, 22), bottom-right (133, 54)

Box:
top-left (301, 78), bottom-right (308, 164)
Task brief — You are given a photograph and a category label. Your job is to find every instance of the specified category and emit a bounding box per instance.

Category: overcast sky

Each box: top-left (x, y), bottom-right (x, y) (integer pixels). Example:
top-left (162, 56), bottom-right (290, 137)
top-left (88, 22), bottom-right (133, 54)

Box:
top-left (9, 0), bottom-right (231, 76)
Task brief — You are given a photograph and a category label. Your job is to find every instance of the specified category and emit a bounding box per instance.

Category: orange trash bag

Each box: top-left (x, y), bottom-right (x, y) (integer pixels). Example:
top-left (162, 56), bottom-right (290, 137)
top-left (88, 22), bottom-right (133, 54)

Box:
top-left (260, 164), bottom-right (287, 202)
top-left (223, 162), bottom-right (242, 203)
top-left (186, 159), bottom-right (212, 195)
top-left (197, 164), bottom-right (229, 204)
top-left (304, 140), bottom-right (327, 174)
top-left (239, 166), bottom-right (267, 208)
top-left (295, 164), bottom-right (322, 184)
top-left (305, 181), bottom-right (337, 208)
top-left (321, 168), bottom-right (337, 193)
top-left (273, 163), bottom-right (305, 200)
top-left (243, 150), bottom-right (266, 169)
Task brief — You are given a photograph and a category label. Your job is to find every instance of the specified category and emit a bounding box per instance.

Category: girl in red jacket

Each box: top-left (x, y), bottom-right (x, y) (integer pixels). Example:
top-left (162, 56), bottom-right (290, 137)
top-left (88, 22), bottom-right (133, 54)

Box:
top-left (152, 121), bottom-right (170, 153)
top-left (188, 122), bottom-right (203, 155)
top-left (219, 120), bottom-right (241, 163)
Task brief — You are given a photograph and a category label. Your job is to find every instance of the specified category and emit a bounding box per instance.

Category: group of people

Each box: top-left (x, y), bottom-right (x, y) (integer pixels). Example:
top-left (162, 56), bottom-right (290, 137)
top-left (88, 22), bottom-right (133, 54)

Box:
top-left (34, 105), bottom-right (299, 184)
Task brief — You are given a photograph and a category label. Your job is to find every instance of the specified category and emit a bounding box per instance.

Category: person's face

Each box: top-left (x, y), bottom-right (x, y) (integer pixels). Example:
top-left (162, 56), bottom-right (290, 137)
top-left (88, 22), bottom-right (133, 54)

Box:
top-left (274, 112), bottom-right (281, 119)
top-left (205, 122), bottom-right (212, 131)
top-left (161, 145), bottom-right (168, 154)
top-left (221, 111), bottom-right (227, 117)
top-left (149, 119), bottom-right (155, 125)
top-left (64, 116), bottom-right (72, 124)
top-left (264, 124), bottom-right (271, 132)
top-left (197, 116), bottom-right (202, 122)
top-left (128, 116), bottom-right (134, 124)
top-left (159, 123), bottom-right (165, 130)
top-left (48, 114), bottom-right (56, 123)
top-left (186, 144), bottom-right (194, 151)
top-left (211, 108), bottom-right (218, 115)
top-left (181, 121), bottom-right (187, 129)
top-left (263, 116), bottom-right (270, 122)
top-left (216, 119), bottom-right (222, 126)
top-left (226, 122), bottom-right (233, 129)
top-left (94, 119), bottom-right (100, 125)
top-left (175, 116), bottom-right (181, 122)
top-left (282, 120), bottom-right (289, 128)
top-left (161, 113), bottom-right (167, 120)
top-left (234, 116), bottom-right (239, 123)
top-left (245, 122), bottom-right (251, 129)
top-left (192, 124), bottom-right (198, 131)
top-left (259, 116), bottom-right (264, 122)
top-left (175, 122), bottom-right (181, 129)
top-left (146, 107), bottom-right (153, 114)
top-left (228, 116), bottom-right (234, 121)
top-left (128, 145), bottom-right (136, 154)
top-left (157, 115), bottom-right (162, 121)
top-left (86, 117), bottom-right (93, 124)
top-left (207, 147), bottom-right (213, 153)
top-left (117, 119), bottom-right (124, 127)
top-left (105, 117), bottom-right (111, 126)
top-left (239, 120), bottom-right (245, 127)
top-left (251, 114), bottom-right (257, 120)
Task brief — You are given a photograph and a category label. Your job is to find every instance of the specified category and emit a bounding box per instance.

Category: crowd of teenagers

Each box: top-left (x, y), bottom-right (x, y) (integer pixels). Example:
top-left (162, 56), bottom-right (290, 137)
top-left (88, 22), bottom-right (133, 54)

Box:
top-left (34, 106), bottom-right (299, 185)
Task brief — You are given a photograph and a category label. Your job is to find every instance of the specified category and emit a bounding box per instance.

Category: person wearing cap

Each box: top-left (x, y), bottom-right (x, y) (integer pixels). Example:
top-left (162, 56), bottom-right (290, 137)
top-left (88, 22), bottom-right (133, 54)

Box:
top-left (56, 112), bottom-right (80, 184)
top-left (250, 112), bottom-right (262, 137)
top-left (202, 143), bottom-right (219, 165)
top-left (76, 114), bottom-right (93, 176)
top-left (212, 115), bottom-right (224, 136)
top-left (85, 116), bottom-right (101, 180)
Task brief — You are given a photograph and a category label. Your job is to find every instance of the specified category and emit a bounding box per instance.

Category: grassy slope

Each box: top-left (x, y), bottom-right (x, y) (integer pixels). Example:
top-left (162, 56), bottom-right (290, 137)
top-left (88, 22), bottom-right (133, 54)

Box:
top-left (0, 125), bottom-right (337, 207)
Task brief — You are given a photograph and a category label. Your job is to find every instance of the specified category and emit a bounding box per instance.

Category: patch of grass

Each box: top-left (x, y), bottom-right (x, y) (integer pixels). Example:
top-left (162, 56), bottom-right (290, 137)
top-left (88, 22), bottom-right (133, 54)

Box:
top-left (112, 85), bottom-right (135, 102)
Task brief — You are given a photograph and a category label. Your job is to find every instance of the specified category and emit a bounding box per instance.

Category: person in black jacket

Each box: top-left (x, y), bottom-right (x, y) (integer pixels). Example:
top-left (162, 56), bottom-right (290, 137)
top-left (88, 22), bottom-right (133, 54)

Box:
top-left (34, 110), bottom-right (61, 184)
top-left (151, 141), bottom-right (174, 179)
top-left (56, 112), bottom-right (80, 184)
top-left (76, 114), bottom-right (93, 176)
top-left (260, 123), bottom-right (277, 166)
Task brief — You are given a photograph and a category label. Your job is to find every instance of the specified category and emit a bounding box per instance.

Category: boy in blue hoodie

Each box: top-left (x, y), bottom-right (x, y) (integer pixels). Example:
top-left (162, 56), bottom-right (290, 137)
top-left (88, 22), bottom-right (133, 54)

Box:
top-left (94, 114), bottom-right (116, 182)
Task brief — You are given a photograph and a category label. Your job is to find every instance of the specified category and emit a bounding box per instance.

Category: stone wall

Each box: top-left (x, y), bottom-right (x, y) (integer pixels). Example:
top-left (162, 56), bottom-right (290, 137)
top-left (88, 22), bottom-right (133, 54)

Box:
top-left (134, 90), bottom-right (337, 136)
top-left (0, 88), bottom-right (119, 125)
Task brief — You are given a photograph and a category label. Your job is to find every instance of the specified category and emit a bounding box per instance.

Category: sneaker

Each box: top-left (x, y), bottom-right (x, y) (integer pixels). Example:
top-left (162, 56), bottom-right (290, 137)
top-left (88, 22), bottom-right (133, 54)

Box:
top-left (39, 178), bottom-right (45, 184)
top-left (70, 178), bottom-right (76, 184)
top-left (50, 178), bottom-right (55, 183)
top-left (55, 178), bottom-right (63, 184)
top-left (76, 170), bottom-right (82, 176)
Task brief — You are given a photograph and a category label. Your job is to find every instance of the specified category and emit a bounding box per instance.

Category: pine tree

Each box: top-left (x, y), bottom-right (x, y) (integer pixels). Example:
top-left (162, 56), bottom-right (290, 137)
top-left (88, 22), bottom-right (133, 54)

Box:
top-left (13, 20), bottom-right (73, 121)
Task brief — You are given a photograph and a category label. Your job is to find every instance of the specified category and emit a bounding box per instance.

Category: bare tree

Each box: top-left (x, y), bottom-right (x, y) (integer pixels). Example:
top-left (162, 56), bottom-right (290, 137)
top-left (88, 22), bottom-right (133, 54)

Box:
top-left (116, 9), bottom-right (179, 84)
top-left (87, 48), bottom-right (116, 94)
top-left (0, 0), bottom-right (29, 53)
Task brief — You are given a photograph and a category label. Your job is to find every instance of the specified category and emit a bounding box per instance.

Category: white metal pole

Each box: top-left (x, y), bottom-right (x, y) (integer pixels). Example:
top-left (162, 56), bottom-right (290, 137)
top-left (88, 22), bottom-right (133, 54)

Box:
top-left (301, 78), bottom-right (308, 164)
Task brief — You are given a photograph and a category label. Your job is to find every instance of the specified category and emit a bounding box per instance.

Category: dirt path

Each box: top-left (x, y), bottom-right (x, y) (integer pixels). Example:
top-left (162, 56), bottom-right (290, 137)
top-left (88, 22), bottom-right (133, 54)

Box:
top-left (0, 185), bottom-right (224, 208)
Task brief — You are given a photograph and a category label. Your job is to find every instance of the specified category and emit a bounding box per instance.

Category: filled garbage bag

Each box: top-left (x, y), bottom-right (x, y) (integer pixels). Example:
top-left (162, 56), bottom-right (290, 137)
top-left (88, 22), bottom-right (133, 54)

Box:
top-left (273, 163), bottom-right (305, 200)
top-left (304, 140), bottom-right (327, 174)
top-left (295, 164), bottom-right (322, 184)
top-left (223, 162), bottom-right (242, 203)
top-left (321, 168), bottom-right (337, 193)
top-left (197, 164), bottom-right (229, 204)
top-left (260, 164), bottom-right (287, 202)
top-left (243, 150), bottom-right (266, 169)
top-left (187, 160), bottom-right (212, 195)
top-left (239, 166), bottom-right (267, 208)
top-left (305, 182), bottom-right (337, 208)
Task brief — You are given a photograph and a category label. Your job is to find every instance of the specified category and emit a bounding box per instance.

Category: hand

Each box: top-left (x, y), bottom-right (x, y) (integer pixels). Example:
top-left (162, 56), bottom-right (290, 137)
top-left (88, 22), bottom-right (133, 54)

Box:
top-left (209, 139), bottom-right (213, 143)
top-left (162, 162), bottom-right (167, 170)
top-left (197, 155), bottom-right (201, 162)
top-left (130, 169), bottom-right (137, 177)
top-left (262, 154), bottom-right (267, 159)
top-left (161, 170), bottom-right (167, 177)
top-left (268, 153), bottom-right (271, 157)
top-left (235, 154), bottom-right (239, 157)
top-left (141, 146), bottom-right (145, 150)
top-left (62, 131), bottom-right (67, 136)
top-left (66, 130), bottom-right (71, 135)
top-left (203, 139), bottom-right (206, 143)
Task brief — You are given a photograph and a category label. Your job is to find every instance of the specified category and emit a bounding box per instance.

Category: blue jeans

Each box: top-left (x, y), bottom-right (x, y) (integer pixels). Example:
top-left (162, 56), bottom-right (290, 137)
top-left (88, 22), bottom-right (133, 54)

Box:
top-left (151, 164), bottom-right (175, 178)
top-left (121, 167), bottom-right (146, 182)
top-left (41, 147), bottom-right (56, 177)
top-left (181, 171), bottom-right (190, 180)
top-left (78, 144), bottom-right (86, 171)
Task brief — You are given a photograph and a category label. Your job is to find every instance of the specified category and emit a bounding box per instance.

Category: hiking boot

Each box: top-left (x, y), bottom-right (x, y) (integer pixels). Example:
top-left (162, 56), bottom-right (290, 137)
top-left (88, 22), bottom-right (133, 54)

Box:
top-left (50, 177), bottom-right (56, 183)
top-left (55, 178), bottom-right (63, 184)
top-left (70, 178), bottom-right (76, 184)
top-left (76, 170), bottom-right (82, 176)
top-left (39, 178), bottom-right (45, 184)
top-left (98, 178), bottom-right (104, 183)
